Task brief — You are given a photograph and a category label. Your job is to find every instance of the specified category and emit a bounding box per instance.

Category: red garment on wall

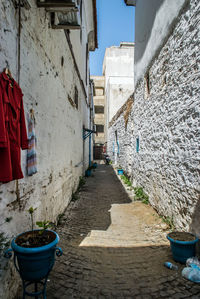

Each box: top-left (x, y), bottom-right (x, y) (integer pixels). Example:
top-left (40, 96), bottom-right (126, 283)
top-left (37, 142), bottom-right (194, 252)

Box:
top-left (0, 71), bottom-right (28, 182)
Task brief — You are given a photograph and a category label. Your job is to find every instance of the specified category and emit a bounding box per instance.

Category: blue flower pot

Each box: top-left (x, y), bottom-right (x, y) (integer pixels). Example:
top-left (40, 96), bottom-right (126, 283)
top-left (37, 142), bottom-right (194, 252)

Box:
top-left (93, 163), bottom-right (97, 169)
top-left (167, 232), bottom-right (199, 264)
top-left (117, 169), bottom-right (123, 175)
top-left (5, 230), bottom-right (62, 282)
top-left (85, 169), bottom-right (92, 177)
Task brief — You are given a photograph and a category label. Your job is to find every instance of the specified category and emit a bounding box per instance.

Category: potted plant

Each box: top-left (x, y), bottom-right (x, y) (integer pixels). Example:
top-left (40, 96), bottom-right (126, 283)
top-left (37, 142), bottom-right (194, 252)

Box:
top-left (4, 208), bottom-right (62, 298)
top-left (167, 231), bottom-right (199, 264)
top-left (92, 162), bottom-right (97, 169)
top-left (85, 166), bottom-right (93, 177)
top-left (117, 165), bottom-right (123, 175)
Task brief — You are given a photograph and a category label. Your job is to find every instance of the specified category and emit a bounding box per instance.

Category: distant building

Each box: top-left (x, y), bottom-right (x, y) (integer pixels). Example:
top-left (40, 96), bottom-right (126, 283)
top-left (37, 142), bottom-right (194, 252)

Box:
top-left (103, 42), bottom-right (134, 129)
top-left (91, 76), bottom-right (106, 159)
top-left (103, 42), bottom-right (134, 162)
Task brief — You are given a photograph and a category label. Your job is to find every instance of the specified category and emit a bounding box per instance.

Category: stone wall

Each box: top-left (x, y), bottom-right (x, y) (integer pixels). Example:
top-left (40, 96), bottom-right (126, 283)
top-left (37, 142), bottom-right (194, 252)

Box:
top-left (0, 1), bottom-right (95, 297)
top-left (108, 0), bottom-right (200, 237)
top-left (108, 97), bottom-right (134, 174)
top-left (134, 0), bottom-right (187, 85)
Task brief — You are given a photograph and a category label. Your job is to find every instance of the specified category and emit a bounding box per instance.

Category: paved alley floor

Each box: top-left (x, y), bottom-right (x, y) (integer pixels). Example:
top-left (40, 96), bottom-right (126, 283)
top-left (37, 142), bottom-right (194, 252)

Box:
top-left (27, 165), bottom-right (200, 298)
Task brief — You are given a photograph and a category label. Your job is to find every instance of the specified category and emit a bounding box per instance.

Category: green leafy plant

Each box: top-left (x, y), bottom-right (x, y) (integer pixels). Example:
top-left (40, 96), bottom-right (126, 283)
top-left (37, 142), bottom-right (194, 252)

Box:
top-left (142, 198), bottom-right (149, 205)
top-left (28, 207), bottom-right (37, 231)
top-left (57, 213), bottom-right (65, 226)
top-left (78, 176), bottom-right (86, 191)
top-left (121, 175), bottom-right (132, 187)
top-left (71, 192), bottom-right (79, 202)
top-left (109, 160), bottom-right (112, 165)
top-left (160, 216), bottom-right (175, 230)
top-left (134, 186), bottom-right (149, 202)
top-left (36, 221), bottom-right (52, 234)
top-left (71, 176), bottom-right (86, 203)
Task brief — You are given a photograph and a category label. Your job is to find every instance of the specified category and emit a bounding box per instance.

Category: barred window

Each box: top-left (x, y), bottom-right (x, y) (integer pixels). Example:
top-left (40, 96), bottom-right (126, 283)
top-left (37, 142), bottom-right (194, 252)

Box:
top-left (96, 125), bottom-right (104, 133)
top-left (95, 106), bottom-right (104, 114)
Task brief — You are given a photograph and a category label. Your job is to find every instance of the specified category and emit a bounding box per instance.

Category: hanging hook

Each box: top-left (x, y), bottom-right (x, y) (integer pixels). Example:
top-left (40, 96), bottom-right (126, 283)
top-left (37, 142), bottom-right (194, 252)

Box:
top-left (5, 60), bottom-right (9, 68)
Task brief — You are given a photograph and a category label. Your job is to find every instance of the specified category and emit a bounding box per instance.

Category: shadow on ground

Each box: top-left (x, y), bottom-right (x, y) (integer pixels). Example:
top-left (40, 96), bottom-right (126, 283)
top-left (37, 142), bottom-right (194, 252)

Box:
top-left (15, 165), bottom-right (200, 298)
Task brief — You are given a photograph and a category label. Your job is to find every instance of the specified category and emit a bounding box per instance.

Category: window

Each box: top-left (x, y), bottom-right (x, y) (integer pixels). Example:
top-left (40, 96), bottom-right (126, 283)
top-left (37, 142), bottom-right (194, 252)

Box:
top-left (95, 88), bottom-right (104, 96)
top-left (96, 125), bottom-right (104, 133)
top-left (95, 106), bottom-right (104, 114)
top-left (136, 137), bottom-right (139, 153)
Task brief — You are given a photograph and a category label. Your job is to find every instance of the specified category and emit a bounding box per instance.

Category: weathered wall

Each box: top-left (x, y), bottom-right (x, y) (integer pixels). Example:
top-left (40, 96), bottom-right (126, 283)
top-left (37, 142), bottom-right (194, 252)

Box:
top-left (134, 0), bottom-right (187, 86)
top-left (108, 0), bottom-right (200, 237)
top-left (108, 97), bottom-right (134, 171)
top-left (0, 1), bottom-right (95, 298)
top-left (103, 43), bottom-right (134, 123)
top-left (107, 77), bottom-right (134, 123)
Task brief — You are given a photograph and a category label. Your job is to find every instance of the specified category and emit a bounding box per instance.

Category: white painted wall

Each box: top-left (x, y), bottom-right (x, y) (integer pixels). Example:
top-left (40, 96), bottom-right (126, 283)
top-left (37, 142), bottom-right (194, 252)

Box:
top-left (103, 43), bottom-right (134, 124)
top-left (112, 0), bottom-right (200, 240)
top-left (134, 0), bottom-right (187, 86)
top-left (107, 76), bottom-right (134, 122)
top-left (0, 1), bottom-right (96, 297)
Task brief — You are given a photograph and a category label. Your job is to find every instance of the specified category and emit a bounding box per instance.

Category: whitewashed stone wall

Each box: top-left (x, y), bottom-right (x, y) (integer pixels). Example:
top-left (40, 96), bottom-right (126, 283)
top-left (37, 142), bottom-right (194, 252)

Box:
top-left (108, 99), bottom-right (134, 174)
top-left (0, 1), bottom-right (95, 298)
top-left (108, 0), bottom-right (200, 237)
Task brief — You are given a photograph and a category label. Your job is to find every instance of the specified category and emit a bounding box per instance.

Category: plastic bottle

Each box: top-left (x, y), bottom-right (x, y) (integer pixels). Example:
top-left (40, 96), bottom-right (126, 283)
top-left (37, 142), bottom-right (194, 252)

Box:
top-left (164, 262), bottom-right (178, 270)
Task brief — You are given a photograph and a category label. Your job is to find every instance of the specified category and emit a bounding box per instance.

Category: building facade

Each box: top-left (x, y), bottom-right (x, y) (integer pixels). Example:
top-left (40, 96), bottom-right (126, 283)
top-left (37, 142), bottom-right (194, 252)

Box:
top-left (103, 42), bottom-right (134, 125)
top-left (0, 1), bottom-right (97, 298)
top-left (109, 0), bottom-right (199, 238)
top-left (91, 76), bottom-right (106, 159)
top-left (104, 42), bottom-right (134, 164)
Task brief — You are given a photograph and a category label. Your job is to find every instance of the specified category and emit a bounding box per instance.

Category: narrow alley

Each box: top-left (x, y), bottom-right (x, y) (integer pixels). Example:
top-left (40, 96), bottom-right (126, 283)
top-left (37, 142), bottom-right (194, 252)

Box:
top-left (40, 164), bottom-right (200, 299)
top-left (0, 1), bottom-right (199, 298)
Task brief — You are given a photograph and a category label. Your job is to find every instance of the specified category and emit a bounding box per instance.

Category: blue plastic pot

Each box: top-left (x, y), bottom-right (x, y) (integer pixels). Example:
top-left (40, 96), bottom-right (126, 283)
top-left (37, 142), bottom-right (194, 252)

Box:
top-left (167, 232), bottom-right (199, 264)
top-left (85, 169), bottom-right (92, 177)
top-left (117, 169), bottom-right (123, 175)
top-left (93, 162), bottom-right (97, 169)
top-left (5, 230), bottom-right (62, 282)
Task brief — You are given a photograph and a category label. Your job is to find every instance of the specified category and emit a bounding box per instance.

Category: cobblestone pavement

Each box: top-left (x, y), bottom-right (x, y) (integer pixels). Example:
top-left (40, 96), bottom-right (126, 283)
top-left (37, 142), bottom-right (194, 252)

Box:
top-left (17, 164), bottom-right (200, 298)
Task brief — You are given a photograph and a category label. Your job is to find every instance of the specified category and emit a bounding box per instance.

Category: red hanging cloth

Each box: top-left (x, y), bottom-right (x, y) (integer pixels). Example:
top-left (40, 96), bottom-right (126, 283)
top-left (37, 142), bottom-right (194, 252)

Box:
top-left (0, 70), bottom-right (28, 182)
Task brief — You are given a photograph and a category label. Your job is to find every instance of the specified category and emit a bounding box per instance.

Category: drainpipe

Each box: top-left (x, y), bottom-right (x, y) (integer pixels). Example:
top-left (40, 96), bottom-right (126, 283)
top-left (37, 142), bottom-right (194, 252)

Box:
top-left (83, 128), bottom-right (96, 167)
top-left (89, 133), bottom-right (91, 167)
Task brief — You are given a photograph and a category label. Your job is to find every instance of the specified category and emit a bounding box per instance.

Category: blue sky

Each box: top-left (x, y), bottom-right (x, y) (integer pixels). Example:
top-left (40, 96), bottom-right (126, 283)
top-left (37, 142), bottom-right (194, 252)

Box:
top-left (90, 0), bottom-right (135, 76)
